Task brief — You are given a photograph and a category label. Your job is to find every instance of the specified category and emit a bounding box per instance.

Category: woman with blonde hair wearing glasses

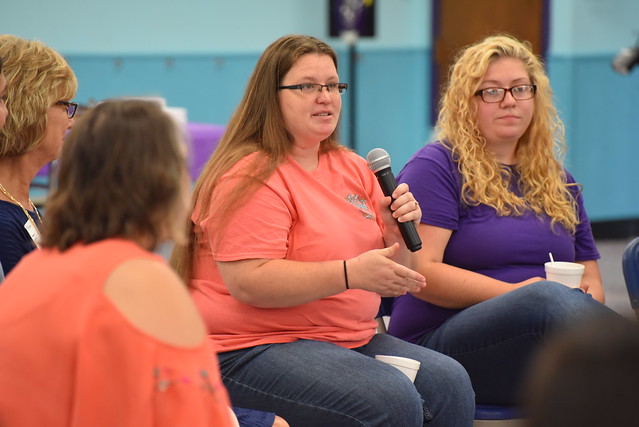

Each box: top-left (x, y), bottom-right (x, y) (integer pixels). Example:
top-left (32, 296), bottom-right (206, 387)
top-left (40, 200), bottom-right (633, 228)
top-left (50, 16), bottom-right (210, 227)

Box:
top-left (389, 34), bottom-right (617, 406)
top-left (0, 35), bottom-right (77, 276)
top-left (171, 34), bottom-right (475, 426)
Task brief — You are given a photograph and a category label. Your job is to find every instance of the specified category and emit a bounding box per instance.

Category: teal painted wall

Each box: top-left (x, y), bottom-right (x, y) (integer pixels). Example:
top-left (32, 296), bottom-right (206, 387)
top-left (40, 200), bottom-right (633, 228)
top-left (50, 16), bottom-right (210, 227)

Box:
top-left (546, 0), bottom-right (639, 221)
top-left (2, 0), bottom-right (431, 177)
top-left (548, 54), bottom-right (639, 221)
top-left (0, 0), bottom-right (429, 53)
top-left (3, 0), bottom-right (639, 221)
top-left (63, 47), bottom-right (430, 171)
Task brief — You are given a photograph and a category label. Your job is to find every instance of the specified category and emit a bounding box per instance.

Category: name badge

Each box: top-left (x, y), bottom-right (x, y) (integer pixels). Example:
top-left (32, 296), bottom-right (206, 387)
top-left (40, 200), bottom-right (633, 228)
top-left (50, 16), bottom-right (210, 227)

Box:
top-left (24, 218), bottom-right (41, 248)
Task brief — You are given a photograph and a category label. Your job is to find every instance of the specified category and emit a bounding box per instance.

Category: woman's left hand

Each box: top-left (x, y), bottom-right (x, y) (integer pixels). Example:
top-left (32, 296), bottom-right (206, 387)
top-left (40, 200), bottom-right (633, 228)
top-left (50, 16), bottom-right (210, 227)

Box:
top-left (380, 183), bottom-right (422, 229)
top-left (379, 183), bottom-right (421, 263)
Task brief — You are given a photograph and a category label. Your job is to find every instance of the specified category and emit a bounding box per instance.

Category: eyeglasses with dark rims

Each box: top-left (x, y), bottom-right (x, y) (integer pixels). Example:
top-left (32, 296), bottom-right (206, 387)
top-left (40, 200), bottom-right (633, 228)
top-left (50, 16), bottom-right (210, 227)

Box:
top-left (474, 84), bottom-right (537, 103)
top-left (278, 82), bottom-right (348, 95)
top-left (56, 101), bottom-right (79, 118)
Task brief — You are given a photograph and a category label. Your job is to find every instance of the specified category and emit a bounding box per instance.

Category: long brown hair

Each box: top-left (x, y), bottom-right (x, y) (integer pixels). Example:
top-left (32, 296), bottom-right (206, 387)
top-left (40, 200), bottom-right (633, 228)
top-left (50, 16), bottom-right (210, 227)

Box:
top-left (437, 34), bottom-right (578, 233)
top-left (42, 100), bottom-right (188, 251)
top-left (171, 34), bottom-right (344, 283)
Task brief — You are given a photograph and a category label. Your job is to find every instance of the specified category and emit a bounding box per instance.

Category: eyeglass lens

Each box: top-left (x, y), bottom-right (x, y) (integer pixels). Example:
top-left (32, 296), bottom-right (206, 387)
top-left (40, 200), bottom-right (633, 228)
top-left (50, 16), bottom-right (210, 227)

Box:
top-left (56, 101), bottom-right (78, 118)
top-left (67, 103), bottom-right (77, 118)
top-left (301, 83), bottom-right (347, 94)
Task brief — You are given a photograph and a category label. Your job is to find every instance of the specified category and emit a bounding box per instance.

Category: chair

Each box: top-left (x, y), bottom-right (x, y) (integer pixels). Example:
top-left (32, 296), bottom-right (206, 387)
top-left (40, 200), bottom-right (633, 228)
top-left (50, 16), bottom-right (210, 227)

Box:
top-left (375, 296), bottom-right (394, 333)
top-left (376, 297), bottom-right (525, 426)
top-left (622, 236), bottom-right (639, 320)
top-left (474, 405), bottom-right (525, 426)
top-left (187, 122), bottom-right (225, 182)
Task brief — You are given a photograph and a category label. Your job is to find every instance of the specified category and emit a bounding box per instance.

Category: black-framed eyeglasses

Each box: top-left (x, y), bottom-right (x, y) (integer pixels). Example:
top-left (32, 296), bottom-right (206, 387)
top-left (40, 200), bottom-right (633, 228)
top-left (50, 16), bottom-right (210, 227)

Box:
top-left (474, 84), bottom-right (537, 103)
top-left (278, 82), bottom-right (348, 95)
top-left (56, 101), bottom-right (78, 118)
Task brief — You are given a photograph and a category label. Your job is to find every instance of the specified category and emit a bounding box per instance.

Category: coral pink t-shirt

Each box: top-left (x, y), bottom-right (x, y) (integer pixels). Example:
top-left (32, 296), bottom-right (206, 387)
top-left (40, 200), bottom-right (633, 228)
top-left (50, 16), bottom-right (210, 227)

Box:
top-left (191, 149), bottom-right (385, 352)
top-left (0, 239), bottom-right (233, 427)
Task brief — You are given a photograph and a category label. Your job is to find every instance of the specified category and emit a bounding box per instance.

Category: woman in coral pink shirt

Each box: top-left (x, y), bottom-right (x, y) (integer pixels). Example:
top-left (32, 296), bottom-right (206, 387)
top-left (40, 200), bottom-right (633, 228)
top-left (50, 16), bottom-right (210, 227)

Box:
top-left (172, 35), bottom-right (475, 427)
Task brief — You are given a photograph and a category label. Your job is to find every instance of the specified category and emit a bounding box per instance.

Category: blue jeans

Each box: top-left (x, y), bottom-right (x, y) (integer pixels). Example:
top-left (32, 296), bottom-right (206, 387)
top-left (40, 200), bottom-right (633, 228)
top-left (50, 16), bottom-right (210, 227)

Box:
top-left (417, 281), bottom-right (618, 405)
top-left (217, 333), bottom-right (475, 426)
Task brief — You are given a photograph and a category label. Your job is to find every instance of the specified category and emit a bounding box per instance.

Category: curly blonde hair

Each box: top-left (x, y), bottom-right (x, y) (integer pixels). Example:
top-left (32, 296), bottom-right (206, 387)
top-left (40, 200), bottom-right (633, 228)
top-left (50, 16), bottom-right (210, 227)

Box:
top-left (437, 34), bottom-right (578, 233)
top-left (0, 35), bottom-right (77, 157)
top-left (171, 34), bottom-right (344, 282)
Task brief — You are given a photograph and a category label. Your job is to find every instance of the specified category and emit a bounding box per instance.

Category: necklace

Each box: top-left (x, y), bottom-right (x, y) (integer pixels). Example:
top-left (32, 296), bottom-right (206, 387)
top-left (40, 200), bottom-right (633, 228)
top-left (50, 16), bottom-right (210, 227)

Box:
top-left (0, 182), bottom-right (43, 248)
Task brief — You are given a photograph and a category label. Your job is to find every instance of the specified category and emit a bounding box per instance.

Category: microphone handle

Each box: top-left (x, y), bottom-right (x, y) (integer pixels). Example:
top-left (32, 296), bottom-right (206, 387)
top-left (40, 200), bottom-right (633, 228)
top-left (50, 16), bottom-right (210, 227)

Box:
top-left (375, 168), bottom-right (422, 252)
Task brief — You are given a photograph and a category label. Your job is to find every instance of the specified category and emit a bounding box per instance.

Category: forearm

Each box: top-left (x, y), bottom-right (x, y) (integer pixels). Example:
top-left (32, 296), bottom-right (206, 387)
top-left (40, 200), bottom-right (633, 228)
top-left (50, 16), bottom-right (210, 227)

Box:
top-left (579, 260), bottom-right (605, 303)
top-left (218, 258), bottom-right (347, 308)
top-left (382, 228), bottom-right (419, 270)
top-left (218, 246), bottom-right (426, 308)
top-left (411, 261), bottom-right (521, 309)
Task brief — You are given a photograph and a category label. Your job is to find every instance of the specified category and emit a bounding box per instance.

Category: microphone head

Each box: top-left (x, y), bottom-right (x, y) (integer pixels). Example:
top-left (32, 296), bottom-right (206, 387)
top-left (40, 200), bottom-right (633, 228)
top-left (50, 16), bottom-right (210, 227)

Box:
top-left (366, 148), bottom-right (391, 173)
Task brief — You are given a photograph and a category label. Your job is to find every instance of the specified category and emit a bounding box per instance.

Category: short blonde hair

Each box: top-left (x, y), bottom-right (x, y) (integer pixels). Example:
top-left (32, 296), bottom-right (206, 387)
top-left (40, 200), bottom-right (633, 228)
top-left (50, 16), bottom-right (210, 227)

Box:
top-left (0, 35), bottom-right (77, 157)
top-left (437, 34), bottom-right (578, 233)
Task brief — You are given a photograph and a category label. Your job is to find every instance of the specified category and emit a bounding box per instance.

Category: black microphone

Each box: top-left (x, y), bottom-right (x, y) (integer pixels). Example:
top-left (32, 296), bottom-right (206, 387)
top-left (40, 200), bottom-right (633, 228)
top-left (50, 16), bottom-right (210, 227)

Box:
top-left (366, 148), bottom-right (422, 252)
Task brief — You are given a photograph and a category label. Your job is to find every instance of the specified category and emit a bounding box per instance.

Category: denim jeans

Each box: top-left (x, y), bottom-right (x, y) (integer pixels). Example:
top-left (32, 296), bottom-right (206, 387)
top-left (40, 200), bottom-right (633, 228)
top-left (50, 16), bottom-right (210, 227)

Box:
top-left (417, 281), bottom-right (618, 405)
top-left (217, 333), bottom-right (475, 427)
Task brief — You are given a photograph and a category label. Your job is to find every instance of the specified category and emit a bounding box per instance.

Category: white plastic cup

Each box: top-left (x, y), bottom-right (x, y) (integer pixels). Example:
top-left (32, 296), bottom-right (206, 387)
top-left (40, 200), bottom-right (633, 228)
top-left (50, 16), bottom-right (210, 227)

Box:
top-left (375, 355), bottom-right (421, 383)
top-left (544, 261), bottom-right (585, 288)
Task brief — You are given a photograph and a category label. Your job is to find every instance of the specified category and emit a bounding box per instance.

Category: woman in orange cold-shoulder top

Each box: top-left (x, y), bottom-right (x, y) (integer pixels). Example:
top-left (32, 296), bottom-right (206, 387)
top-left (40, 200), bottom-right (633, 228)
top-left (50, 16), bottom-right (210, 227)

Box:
top-left (0, 100), bottom-right (235, 427)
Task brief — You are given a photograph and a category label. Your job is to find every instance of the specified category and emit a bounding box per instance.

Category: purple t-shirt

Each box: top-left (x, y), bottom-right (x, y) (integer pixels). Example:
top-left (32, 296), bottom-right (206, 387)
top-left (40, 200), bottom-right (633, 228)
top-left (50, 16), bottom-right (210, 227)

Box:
top-left (388, 141), bottom-right (600, 343)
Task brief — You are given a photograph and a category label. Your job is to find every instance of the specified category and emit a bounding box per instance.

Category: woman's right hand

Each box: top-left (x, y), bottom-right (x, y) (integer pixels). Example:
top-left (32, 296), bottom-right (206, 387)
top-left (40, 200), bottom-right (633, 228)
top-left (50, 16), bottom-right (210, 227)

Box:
top-left (346, 243), bottom-right (426, 297)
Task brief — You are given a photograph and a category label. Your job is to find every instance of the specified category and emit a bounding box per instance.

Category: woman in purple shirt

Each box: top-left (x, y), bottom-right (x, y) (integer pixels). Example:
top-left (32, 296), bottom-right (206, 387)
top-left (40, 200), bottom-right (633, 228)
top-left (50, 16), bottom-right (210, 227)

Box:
top-left (391, 34), bottom-right (617, 405)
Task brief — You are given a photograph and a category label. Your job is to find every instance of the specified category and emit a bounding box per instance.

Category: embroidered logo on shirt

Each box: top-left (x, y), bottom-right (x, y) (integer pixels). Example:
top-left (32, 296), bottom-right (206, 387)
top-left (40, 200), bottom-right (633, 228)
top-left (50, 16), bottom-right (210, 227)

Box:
top-left (153, 366), bottom-right (227, 402)
top-left (346, 194), bottom-right (375, 220)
